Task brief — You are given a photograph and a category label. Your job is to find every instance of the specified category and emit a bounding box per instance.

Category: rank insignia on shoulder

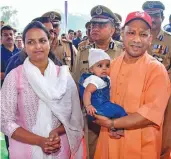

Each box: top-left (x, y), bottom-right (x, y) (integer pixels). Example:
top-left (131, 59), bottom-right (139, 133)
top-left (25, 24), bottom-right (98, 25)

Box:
top-left (112, 41), bottom-right (123, 50)
top-left (116, 42), bottom-right (123, 49)
top-left (109, 42), bottom-right (115, 49)
top-left (157, 35), bottom-right (164, 41)
top-left (79, 45), bottom-right (92, 51)
top-left (61, 39), bottom-right (72, 44)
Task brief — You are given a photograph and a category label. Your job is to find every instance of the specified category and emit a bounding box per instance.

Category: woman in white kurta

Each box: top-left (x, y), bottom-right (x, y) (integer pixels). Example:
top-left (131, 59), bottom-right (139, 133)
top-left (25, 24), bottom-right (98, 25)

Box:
top-left (1, 21), bottom-right (84, 159)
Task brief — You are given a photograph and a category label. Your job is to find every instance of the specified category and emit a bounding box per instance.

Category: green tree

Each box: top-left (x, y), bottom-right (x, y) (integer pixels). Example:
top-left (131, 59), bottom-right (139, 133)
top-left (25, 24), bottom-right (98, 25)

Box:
top-left (0, 6), bottom-right (18, 27)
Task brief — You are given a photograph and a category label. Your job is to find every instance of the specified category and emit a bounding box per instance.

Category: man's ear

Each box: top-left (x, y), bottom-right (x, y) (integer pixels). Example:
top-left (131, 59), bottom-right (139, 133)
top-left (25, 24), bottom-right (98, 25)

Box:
top-left (110, 27), bottom-right (115, 37)
top-left (89, 67), bottom-right (94, 73)
top-left (149, 34), bottom-right (153, 46)
top-left (162, 16), bottom-right (165, 22)
top-left (121, 27), bottom-right (124, 40)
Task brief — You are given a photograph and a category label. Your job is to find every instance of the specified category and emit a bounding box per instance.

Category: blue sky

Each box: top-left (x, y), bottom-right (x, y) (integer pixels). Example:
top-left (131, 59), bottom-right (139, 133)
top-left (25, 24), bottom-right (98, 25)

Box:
top-left (1, 0), bottom-right (171, 30)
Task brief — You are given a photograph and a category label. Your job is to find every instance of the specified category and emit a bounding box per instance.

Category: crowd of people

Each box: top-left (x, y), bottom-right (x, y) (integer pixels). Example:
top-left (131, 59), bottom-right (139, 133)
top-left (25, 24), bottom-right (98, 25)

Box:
top-left (1, 1), bottom-right (171, 159)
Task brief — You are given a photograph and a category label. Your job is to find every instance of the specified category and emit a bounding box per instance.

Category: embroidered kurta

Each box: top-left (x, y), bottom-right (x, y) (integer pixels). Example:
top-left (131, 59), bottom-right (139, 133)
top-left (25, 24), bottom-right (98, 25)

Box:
top-left (94, 52), bottom-right (171, 159)
top-left (1, 65), bottom-right (83, 159)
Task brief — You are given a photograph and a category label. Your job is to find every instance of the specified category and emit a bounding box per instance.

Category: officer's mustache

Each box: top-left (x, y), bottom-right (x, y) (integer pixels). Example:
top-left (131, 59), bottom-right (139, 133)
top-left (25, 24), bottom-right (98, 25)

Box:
top-left (7, 38), bottom-right (13, 41)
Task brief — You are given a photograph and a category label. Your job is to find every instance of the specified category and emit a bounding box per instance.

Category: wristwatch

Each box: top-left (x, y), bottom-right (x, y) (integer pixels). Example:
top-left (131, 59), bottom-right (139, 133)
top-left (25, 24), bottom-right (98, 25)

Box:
top-left (110, 119), bottom-right (117, 132)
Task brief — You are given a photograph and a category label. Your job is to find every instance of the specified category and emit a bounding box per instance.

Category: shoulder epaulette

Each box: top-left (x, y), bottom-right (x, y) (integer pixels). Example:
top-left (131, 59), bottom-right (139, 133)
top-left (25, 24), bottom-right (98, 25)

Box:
top-left (78, 40), bottom-right (87, 47)
top-left (58, 39), bottom-right (62, 46)
top-left (109, 41), bottom-right (115, 49)
top-left (79, 44), bottom-right (92, 52)
top-left (61, 39), bottom-right (72, 44)
top-left (115, 41), bottom-right (124, 49)
top-left (109, 40), bottom-right (123, 50)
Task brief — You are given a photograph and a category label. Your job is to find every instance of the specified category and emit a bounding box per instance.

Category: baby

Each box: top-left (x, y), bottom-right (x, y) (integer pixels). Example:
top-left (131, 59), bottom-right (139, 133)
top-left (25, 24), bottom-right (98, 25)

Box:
top-left (79, 48), bottom-right (127, 121)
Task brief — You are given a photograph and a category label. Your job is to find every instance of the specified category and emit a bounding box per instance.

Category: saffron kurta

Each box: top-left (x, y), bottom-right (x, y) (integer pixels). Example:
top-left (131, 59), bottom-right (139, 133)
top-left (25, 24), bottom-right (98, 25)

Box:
top-left (94, 52), bottom-right (171, 159)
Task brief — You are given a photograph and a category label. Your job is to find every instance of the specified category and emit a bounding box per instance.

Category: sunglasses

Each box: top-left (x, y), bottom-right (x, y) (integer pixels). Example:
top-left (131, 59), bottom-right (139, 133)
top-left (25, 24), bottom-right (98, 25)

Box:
top-left (91, 22), bottom-right (109, 29)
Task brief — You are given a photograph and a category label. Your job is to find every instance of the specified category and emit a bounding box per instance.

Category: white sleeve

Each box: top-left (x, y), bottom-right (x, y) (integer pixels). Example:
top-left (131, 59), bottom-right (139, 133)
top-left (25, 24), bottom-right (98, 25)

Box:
top-left (83, 75), bottom-right (107, 89)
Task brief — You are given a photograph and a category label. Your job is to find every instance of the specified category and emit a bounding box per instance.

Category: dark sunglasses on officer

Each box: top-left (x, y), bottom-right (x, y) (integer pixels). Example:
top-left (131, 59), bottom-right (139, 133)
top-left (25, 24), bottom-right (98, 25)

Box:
top-left (91, 21), bottom-right (113, 29)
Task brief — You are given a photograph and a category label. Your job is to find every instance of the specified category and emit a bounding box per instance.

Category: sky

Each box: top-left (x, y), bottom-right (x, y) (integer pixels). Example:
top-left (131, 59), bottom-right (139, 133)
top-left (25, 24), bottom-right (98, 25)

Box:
top-left (1, 0), bottom-right (171, 31)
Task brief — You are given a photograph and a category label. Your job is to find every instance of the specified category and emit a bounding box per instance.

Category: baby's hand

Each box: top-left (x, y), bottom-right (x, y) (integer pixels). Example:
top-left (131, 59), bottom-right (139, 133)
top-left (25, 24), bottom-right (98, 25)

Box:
top-left (85, 105), bottom-right (97, 116)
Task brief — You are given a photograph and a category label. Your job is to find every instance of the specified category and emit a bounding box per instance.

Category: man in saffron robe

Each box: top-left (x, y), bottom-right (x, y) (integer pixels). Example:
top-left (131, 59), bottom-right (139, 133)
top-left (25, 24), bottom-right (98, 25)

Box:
top-left (93, 11), bottom-right (171, 159)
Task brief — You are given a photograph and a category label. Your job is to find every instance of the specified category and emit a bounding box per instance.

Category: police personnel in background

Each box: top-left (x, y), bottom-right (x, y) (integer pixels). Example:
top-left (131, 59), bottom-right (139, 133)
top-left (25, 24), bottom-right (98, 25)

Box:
top-left (143, 1), bottom-right (171, 159)
top-left (112, 13), bottom-right (122, 41)
top-left (73, 5), bottom-right (123, 159)
top-left (42, 11), bottom-right (77, 73)
top-left (78, 21), bottom-right (94, 51)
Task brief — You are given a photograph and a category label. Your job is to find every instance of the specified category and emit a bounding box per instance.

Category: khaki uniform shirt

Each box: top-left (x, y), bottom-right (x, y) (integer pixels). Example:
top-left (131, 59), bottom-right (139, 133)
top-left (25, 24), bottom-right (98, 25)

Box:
top-left (148, 29), bottom-right (171, 158)
top-left (148, 29), bottom-right (171, 79)
top-left (78, 39), bottom-right (90, 50)
top-left (51, 38), bottom-right (77, 74)
top-left (73, 39), bottom-right (123, 82)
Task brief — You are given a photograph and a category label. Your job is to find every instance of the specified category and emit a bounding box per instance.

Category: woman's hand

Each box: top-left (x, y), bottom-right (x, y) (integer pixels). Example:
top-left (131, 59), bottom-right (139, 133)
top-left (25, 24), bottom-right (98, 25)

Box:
top-left (38, 136), bottom-right (60, 154)
top-left (49, 129), bottom-right (59, 139)
top-left (93, 114), bottom-right (112, 128)
top-left (38, 129), bottom-right (61, 155)
top-left (50, 125), bottom-right (66, 136)
top-left (45, 129), bottom-right (61, 154)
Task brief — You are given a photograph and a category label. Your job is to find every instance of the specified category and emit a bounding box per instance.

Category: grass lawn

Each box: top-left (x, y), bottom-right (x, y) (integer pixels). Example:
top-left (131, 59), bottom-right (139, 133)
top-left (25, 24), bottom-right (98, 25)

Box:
top-left (0, 132), bottom-right (9, 159)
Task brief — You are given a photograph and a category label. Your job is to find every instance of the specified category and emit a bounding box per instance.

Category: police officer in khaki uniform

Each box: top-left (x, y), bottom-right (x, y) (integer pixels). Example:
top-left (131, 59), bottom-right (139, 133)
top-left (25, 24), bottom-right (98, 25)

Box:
top-left (42, 11), bottom-right (77, 73)
top-left (73, 5), bottom-right (123, 159)
top-left (74, 6), bottom-right (123, 82)
top-left (78, 21), bottom-right (94, 51)
top-left (112, 13), bottom-right (123, 41)
top-left (143, 1), bottom-right (171, 159)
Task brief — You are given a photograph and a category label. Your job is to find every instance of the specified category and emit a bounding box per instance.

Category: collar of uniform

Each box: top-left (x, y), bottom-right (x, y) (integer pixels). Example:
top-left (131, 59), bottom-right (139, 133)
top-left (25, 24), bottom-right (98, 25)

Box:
top-left (109, 39), bottom-right (116, 50)
top-left (156, 29), bottom-right (164, 41)
top-left (58, 39), bottom-right (63, 46)
top-left (59, 38), bottom-right (72, 45)
top-left (93, 38), bottom-right (115, 51)
top-left (52, 38), bottom-right (63, 46)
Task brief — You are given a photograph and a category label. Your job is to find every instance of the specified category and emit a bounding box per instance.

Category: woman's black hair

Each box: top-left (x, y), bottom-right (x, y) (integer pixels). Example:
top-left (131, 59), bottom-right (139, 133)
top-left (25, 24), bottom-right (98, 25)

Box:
top-left (22, 21), bottom-right (61, 65)
top-left (22, 21), bottom-right (50, 43)
top-left (32, 17), bottom-right (51, 24)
